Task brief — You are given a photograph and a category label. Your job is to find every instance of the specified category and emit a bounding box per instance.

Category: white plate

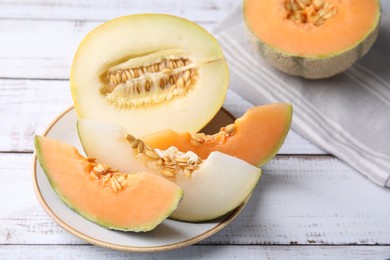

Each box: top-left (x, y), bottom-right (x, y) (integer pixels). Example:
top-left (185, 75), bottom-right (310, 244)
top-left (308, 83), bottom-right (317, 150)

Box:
top-left (32, 106), bottom-right (251, 252)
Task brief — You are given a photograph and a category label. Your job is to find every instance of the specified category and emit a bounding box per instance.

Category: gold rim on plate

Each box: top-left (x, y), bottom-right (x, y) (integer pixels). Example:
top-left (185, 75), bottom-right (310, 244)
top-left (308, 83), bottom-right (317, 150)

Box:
top-left (32, 106), bottom-right (252, 252)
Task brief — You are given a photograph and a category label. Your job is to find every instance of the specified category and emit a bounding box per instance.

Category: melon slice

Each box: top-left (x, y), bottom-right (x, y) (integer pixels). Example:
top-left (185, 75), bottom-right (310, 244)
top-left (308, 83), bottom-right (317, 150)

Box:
top-left (143, 103), bottom-right (292, 166)
top-left (243, 0), bottom-right (381, 79)
top-left (70, 14), bottom-right (229, 136)
top-left (77, 119), bottom-right (261, 222)
top-left (34, 135), bottom-right (183, 232)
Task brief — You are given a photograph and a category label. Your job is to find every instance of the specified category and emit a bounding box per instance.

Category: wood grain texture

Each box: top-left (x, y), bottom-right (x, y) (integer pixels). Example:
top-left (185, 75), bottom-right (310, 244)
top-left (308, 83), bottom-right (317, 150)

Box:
top-left (0, 0), bottom-right (238, 80)
top-left (0, 79), bottom-right (73, 152)
top-left (0, 245), bottom-right (389, 260)
top-left (2, 153), bottom-right (389, 246)
top-left (1, 0), bottom-right (389, 258)
top-left (0, 0), bottom-right (239, 21)
top-left (0, 19), bottom-right (110, 79)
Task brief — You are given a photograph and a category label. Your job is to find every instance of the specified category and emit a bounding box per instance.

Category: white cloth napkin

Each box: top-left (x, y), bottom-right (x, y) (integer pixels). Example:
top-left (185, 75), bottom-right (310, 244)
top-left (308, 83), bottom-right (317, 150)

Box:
top-left (213, 1), bottom-right (390, 187)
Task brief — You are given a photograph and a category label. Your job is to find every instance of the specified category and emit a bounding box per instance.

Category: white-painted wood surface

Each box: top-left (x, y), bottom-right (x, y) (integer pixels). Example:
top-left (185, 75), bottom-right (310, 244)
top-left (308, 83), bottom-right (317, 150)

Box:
top-left (0, 0), bottom-right (389, 259)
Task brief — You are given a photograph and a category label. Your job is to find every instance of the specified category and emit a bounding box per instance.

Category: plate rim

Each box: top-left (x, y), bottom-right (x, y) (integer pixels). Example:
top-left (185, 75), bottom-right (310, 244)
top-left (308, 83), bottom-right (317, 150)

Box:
top-left (31, 105), bottom-right (249, 252)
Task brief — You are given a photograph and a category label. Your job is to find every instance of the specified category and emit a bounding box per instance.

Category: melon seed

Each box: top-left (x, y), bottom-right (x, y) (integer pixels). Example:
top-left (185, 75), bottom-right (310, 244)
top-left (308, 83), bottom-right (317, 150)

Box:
top-left (184, 168), bottom-right (193, 177)
top-left (144, 149), bottom-right (159, 159)
top-left (190, 133), bottom-right (203, 143)
top-left (162, 68), bottom-right (173, 74)
top-left (94, 163), bottom-right (109, 173)
top-left (112, 177), bottom-right (122, 191)
top-left (111, 179), bottom-right (118, 192)
top-left (225, 124), bottom-right (237, 134)
top-left (161, 168), bottom-right (175, 178)
top-left (131, 139), bottom-right (140, 149)
top-left (126, 134), bottom-right (136, 143)
top-left (116, 176), bottom-right (126, 183)
top-left (137, 140), bottom-right (144, 153)
top-left (175, 157), bottom-right (188, 163)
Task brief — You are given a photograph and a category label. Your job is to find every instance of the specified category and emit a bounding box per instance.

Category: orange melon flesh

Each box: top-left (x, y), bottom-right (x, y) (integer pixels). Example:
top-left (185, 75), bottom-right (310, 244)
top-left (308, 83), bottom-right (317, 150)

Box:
top-left (35, 135), bottom-right (182, 232)
top-left (142, 103), bottom-right (292, 166)
top-left (244, 0), bottom-right (380, 56)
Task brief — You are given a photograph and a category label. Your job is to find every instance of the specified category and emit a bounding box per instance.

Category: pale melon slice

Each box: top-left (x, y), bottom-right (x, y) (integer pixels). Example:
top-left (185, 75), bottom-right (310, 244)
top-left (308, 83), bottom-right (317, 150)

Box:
top-left (77, 119), bottom-right (261, 222)
top-left (71, 14), bottom-right (229, 136)
top-left (171, 152), bottom-right (260, 221)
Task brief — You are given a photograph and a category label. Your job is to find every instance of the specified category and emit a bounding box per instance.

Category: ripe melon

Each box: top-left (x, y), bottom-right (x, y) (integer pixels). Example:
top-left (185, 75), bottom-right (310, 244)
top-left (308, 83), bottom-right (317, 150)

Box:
top-left (34, 135), bottom-right (183, 232)
top-left (243, 0), bottom-right (381, 79)
top-left (77, 119), bottom-right (262, 222)
top-left (70, 14), bottom-right (229, 136)
top-left (142, 103), bottom-right (292, 166)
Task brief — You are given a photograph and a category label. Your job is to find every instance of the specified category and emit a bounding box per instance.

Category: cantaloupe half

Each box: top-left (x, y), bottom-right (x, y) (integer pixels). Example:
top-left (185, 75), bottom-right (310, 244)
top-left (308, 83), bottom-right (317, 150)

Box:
top-left (34, 135), bottom-right (183, 232)
top-left (143, 103), bottom-right (292, 166)
top-left (77, 119), bottom-right (262, 222)
top-left (243, 0), bottom-right (381, 79)
top-left (70, 14), bottom-right (229, 136)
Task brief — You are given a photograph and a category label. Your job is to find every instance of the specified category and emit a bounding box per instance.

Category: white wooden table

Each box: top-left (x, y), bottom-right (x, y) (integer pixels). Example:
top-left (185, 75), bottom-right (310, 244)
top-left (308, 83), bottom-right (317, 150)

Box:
top-left (1, 1), bottom-right (389, 259)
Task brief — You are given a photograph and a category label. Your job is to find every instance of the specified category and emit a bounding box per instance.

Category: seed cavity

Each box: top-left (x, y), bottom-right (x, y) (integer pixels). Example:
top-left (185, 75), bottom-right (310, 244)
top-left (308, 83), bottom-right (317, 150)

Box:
top-left (284, 0), bottom-right (340, 27)
top-left (126, 136), bottom-right (202, 178)
top-left (190, 123), bottom-right (237, 147)
top-left (88, 161), bottom-right (129, 193)
top-left (101, 49), bottom-right (199, 108)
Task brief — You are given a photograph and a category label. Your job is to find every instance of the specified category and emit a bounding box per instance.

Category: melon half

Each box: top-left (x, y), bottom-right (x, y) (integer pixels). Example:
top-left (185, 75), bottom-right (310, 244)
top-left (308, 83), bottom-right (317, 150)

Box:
top-left (243, 0), bottom-right (381, 79)
top-left (71, 14), bottom-right (229, 136)
top-left (77, 119), bottom-right (261, 222)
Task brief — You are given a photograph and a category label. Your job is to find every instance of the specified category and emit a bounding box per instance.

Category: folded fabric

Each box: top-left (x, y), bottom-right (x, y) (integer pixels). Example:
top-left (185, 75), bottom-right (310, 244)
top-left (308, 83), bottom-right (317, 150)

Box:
top-left (213, 1), bottom-right (390, 187)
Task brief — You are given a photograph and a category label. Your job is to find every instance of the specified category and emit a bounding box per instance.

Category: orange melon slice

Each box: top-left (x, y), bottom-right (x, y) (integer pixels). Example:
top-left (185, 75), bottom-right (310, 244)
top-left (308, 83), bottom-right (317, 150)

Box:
top-left (142, 103), bottom-right (292, 166)
top-left (34, 135), bottom-right (182, 232)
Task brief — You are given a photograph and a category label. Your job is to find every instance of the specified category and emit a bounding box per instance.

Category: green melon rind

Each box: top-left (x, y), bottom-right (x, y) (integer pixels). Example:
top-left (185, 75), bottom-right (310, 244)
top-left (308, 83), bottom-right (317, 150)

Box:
top-left (243, 1), bottom-right (381, 79)
top-left (255, 104), bottom-right (293, 167)
top-left (34, 135), bottom-right (182, 232)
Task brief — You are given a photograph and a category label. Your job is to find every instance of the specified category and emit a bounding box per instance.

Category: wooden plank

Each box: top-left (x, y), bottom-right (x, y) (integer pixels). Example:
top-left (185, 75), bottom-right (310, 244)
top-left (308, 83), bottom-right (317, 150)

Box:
top-left (0, 0), bottom-right (239, 21)
top-left (0, 78), bottom-right (323, 154)
top-left (0, 18), bottom-right (214, 79)
top-left (0, 19), bottom-right (115, 79)
top-left (0, 245), bottom-right (389, 259)
top-left (0, 79), bottom-right (73, 152)
top-left (0, 3), bottom-right (235, 79)
top-left (2, 153), bottom-right (389, 245)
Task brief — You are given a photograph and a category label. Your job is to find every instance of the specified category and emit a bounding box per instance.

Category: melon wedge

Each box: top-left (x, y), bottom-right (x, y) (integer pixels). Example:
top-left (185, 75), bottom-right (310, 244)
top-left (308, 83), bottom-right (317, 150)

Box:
top-left (77, 119), bottom-right (261, 222)
top-left (143, 103), bottom-right (292, 166)
top-left (71, 14), bottom-right (229, 136)
top-left (34, 135), bottom-right (183, 232)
